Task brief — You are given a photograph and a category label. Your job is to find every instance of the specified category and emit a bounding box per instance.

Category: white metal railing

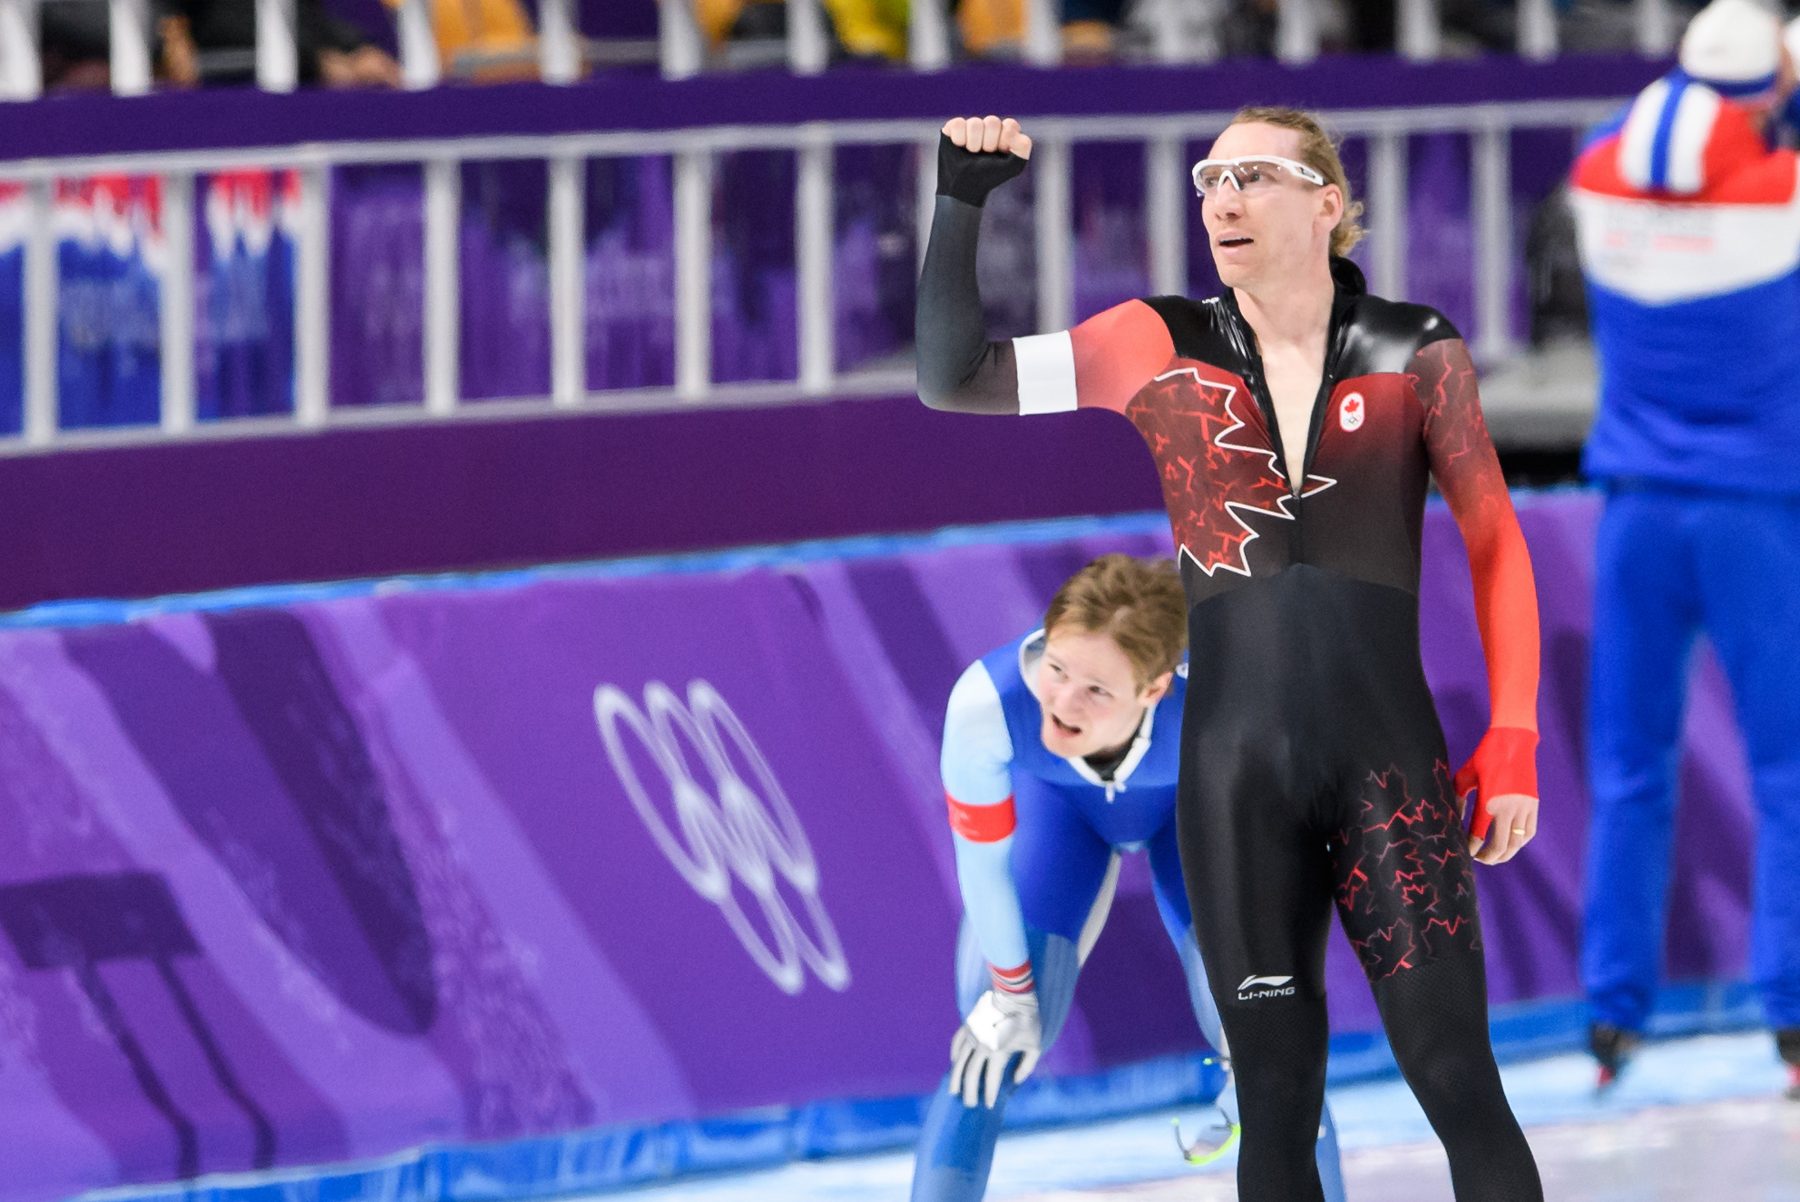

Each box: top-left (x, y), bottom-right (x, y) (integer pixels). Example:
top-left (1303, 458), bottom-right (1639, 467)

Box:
top-left (0, 0), bottom-right (1685, 99)
top-left (0, 99), bottom-right (1623, 454)
top-left (255, 0), bottom-right (298, 92)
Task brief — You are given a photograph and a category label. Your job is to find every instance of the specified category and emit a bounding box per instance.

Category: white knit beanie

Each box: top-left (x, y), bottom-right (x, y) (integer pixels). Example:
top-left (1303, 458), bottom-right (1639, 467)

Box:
top-left (1679, 0), bottom-right (1781, 95)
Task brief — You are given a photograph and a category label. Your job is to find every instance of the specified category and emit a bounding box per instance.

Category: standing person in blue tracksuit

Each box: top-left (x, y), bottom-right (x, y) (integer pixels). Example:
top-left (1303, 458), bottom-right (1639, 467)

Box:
top-left (1570, 0), bottom-right (1800, 1094)
top-left (910, 553), bottom-right (1345, 1200)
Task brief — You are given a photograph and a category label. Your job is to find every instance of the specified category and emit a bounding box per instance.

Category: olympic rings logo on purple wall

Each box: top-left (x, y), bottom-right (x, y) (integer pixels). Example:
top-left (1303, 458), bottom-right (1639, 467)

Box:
top-left (593, 680), bottom-right (852, 996)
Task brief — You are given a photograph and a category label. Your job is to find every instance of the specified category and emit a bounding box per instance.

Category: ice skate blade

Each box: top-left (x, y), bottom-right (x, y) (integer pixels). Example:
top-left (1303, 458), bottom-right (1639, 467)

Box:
top-left (1171, 1115), bottom-right (1241, 1167)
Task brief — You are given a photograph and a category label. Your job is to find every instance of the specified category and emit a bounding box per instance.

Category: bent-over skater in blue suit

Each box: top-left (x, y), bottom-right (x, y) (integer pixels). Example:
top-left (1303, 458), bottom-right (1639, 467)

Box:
top-left (909, 555), bottom-right (1344, 1201)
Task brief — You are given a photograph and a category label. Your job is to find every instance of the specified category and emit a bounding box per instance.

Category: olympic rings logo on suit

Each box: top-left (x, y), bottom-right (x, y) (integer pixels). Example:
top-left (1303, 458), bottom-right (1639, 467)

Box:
top-left (593, 679), bottom-right (851, 996)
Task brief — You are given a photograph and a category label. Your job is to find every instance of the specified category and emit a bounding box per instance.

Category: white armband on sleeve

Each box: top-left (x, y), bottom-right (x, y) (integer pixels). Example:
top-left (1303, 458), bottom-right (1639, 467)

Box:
top-left (1013, 332), bottom-right (1079, 416)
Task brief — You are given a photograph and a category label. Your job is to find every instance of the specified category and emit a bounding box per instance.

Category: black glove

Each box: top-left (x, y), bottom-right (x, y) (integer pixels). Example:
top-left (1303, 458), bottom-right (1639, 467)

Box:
top-left (936, 133), bottom-right (1030, 207)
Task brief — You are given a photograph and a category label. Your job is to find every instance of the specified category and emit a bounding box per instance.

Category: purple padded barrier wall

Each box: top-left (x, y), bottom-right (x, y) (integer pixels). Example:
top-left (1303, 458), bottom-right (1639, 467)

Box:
top-left (0, 494), bottom-right (1753, 1202)
top-left (0, 396), bottom-right (1166, 611)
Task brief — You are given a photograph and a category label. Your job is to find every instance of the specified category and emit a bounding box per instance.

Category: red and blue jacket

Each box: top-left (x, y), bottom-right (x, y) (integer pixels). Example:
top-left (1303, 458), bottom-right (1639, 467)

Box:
top-left (1571, 71), bottom-right (1800, 493)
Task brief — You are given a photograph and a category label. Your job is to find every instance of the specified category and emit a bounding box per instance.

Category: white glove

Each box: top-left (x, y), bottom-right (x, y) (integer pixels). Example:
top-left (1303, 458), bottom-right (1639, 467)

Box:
top-left (949, 988), bottom-right (1042, 1109)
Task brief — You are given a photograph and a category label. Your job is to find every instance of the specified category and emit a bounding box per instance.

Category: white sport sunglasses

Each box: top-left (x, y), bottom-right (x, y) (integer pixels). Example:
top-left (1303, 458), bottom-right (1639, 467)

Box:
top-left (1190, 155), bottom-right (1327, 197)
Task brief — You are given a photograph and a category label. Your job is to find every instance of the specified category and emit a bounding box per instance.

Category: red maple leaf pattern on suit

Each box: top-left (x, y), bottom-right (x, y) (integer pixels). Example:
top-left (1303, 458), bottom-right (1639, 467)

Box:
top-left (1126, 366), bottom-right (1335, 578)
top-left (1334, 759), bottom-right (1481, 981)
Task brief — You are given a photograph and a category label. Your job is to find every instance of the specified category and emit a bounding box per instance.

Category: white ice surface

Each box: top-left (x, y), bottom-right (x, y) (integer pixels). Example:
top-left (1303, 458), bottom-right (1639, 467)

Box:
top-left (604, 1032), bottom-right (1797, 1200)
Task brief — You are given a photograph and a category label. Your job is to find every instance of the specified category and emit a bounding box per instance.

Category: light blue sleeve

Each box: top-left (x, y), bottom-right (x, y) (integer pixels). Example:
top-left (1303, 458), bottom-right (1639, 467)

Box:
top-left (941, 660), bottom-right (1031, 977)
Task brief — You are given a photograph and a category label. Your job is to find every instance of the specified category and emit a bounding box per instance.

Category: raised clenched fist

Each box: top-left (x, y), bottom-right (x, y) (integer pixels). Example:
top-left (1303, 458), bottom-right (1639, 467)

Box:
top-left (942, 115), bottom-right (1034, 159)
top-left (936, 116), bottom-right (1034, 207)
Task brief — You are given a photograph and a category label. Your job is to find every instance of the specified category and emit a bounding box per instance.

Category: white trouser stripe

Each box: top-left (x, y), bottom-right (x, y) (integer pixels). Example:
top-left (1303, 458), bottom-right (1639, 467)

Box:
top-left (1013, 331), bottom-right (1079, 415)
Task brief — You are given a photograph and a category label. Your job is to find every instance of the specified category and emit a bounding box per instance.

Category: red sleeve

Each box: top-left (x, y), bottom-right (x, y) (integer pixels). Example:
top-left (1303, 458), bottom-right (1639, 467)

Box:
top-left (1414, 337), bottom-right (1540, 741)
top-left (1067, 300), bottom-right (1176, 414)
